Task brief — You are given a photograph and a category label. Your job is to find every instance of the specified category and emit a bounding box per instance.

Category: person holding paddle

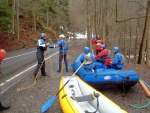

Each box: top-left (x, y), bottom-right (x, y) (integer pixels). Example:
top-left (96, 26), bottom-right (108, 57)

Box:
top-left (80, 47), bottom-right (97, 73)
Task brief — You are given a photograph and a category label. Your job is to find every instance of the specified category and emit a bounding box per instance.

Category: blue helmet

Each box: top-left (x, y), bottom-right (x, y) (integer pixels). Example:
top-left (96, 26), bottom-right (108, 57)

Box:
top-left (100, 44), bottom-right (106, 49)
top-left (113, 46), bottom-right (120, 52)
top-left (84, 47), bottom-right (90, 53)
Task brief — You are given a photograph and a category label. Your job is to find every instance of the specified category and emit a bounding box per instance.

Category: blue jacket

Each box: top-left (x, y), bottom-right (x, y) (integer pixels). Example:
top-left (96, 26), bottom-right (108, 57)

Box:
top-left (57, 39), bottom-right (68, 53)
top-left (112, 53), bottom-right (124, 69)
top-left (37, 38), bottom-right (47, 52)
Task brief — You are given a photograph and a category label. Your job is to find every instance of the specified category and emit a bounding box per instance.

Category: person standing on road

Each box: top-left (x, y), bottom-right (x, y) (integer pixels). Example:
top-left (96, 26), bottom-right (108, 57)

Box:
top-left (33, 33), bottom-right (49, 78)
top-left (49, 34), bottom-right (69, 72)
top-left (0, 49), bottom-right (10, 111)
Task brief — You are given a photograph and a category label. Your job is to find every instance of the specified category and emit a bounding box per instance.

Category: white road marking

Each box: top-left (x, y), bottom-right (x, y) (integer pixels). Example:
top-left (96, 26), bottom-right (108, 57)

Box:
top-left (0, 51), bottom-right (59, 86)
top-left (4, 51), bottom-right (36, 60)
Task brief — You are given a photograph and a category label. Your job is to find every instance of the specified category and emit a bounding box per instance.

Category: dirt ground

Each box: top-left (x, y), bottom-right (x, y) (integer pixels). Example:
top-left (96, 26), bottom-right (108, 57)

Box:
top-left (0, 41), bottom-right (150, 113)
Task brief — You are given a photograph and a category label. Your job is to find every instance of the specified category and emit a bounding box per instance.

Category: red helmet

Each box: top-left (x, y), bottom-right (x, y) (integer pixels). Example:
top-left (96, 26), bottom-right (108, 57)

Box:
top-left (0, 50), bottom-right (6, 61)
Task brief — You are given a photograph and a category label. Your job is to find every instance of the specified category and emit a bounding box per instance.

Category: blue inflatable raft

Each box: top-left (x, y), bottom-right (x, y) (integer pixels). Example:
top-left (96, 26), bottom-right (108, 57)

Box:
top-left (72, 54), bottom-right (139, 89)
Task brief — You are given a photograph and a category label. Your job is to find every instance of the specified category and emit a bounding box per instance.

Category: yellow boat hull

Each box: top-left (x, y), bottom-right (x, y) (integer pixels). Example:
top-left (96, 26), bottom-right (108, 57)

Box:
top-left (59, 76), bottom-right (127, 113)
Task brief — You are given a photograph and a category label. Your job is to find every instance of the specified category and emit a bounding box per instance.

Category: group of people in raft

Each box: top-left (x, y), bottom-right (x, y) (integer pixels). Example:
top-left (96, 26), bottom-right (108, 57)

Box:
top-left (81, 34), bottom-right (125, 72)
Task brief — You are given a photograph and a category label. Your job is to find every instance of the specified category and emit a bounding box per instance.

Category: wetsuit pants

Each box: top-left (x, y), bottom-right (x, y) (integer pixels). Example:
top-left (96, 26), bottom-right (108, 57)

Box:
top-left (33, 51), bottom-right (46, 76)
top-left (58, 52), bottom-right (68, 72)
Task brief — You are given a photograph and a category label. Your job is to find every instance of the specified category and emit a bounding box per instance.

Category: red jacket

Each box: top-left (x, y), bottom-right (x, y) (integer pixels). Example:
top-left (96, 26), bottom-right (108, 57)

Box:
top-left (92, 39), bottom-right (105, 50)
top-left (0, 50), bottom-right (6, 62)
top-left (95, 49), bottom-right (111, 66)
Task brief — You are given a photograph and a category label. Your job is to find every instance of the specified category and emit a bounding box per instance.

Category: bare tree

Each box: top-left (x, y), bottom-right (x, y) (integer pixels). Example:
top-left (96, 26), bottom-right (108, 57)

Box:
top-left (16, 0), bottom-right (20, 40)
top-left (138, 1), bottom-right (150, 65)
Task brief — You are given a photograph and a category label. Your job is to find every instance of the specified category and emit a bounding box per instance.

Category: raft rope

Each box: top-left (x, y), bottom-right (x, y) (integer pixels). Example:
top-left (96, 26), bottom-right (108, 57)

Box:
top-left (17, 50), bottom-right (48, 91)
top-left (130, 79), bottom-right (150, 109)
top-left (49, 38), bottom-right (71, 78)
top-left (48, 48), bottom-right (64, 78)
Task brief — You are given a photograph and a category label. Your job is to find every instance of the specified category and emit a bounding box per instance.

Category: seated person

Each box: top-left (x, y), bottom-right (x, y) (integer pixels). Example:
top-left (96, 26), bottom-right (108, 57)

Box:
top-left (94, 44), bottom-right (111, 68)
top-left (107, 47), bottom-right (124, 70)
top-left (80, 47), bottom-right (96, 72)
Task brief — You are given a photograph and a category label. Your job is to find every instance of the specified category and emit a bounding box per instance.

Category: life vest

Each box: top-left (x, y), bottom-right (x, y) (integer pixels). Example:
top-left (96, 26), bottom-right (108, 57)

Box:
top-left (96, 40), bottom-right (101, 46)
top-left (84, 53), bottom-right (93, 65)
top-left (118, 53), bottom-right (125, 64)
top-left (101, 49), bottom-right (111, 59)
top-left (60, 40), bottom-right (68, 50)
top-left (37, 38), bottom-right (47, 52)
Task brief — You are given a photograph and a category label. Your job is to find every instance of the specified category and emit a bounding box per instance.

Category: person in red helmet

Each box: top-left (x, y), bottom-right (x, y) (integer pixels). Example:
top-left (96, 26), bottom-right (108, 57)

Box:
top-left (92, 34), bottom-right (105, 55)
top-left (0, 49), bottom-right (10, 111)
top-left (94, 45), bottom-right (111, 68)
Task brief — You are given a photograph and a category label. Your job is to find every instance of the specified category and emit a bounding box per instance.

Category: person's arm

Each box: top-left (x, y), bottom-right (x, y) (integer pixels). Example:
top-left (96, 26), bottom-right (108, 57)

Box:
top-left (80, 54), bottom-right (84, 63)
top-left (100, 39), bottom-right (105, 44)
top-left (92, 39), bottom-right (96, 44)
top-left (49, 41), bottom-right (61, 48)
top-left (111, 54), bottom-right (118, 64)
top-left (95, 50), bottom-right (107, 59)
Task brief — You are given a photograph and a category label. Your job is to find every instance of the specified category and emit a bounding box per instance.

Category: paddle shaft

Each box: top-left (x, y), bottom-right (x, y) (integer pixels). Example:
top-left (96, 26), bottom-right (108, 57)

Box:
top-left (41, 61), bottom-right (85, 113)
top-left (56, 61), bottom-right (85, 96)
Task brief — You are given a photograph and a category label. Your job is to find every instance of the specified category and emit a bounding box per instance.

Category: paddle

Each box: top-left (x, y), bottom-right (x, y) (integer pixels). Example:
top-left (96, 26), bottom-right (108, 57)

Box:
top-left (41, 61), bottom-right (85, 113)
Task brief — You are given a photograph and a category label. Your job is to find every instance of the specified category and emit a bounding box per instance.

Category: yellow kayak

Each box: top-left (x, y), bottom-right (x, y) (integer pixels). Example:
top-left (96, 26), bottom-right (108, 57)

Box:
top-left (59, 76), bottom-right (128, 113)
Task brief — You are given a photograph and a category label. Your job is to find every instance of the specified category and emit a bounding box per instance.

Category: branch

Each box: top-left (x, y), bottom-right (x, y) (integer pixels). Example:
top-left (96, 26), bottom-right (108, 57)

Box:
top-left (128, 1), bottom-right (147, 10)
top-left (116, 16), bottom-right (146, 23)
top-left (116, 0), bottom-right (146, 23)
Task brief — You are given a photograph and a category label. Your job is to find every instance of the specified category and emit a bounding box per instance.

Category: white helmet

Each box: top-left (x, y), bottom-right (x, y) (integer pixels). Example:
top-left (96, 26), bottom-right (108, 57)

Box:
top-left (41, 33), bottom-right (47, 37)
top-left (59, 34), bottom-right (65, 38)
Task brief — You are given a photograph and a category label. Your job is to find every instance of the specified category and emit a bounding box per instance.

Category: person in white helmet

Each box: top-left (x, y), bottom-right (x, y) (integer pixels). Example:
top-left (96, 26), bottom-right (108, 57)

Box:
top-left (49, 34), bottom-right (69, 72)
top-left (33, 33), bottom-right (49, 78)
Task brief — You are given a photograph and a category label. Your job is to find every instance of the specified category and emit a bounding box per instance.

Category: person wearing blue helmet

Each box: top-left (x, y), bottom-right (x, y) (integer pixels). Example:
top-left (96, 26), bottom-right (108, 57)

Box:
top-left (80, 47), bottom-right (96, 72)
top-left (107, 46), bottom-right (124, 70)
top-left (95, 44), bottom-right (111, 67)
top-left (49, 34), bottom-right (69, 72)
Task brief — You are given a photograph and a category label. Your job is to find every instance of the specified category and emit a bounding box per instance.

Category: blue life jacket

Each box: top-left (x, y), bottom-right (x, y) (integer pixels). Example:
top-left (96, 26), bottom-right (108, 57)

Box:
top-left (37, 38), bottom-right (47, 52)
top-left (112, 53), bottom-right (124, 68)
top-left (57, 39), bottom-right (68, 53)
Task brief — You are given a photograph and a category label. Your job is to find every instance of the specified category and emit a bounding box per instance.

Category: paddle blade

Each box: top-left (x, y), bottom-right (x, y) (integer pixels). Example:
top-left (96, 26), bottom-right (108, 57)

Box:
top-left (41, 95), bottom-right (57, 113)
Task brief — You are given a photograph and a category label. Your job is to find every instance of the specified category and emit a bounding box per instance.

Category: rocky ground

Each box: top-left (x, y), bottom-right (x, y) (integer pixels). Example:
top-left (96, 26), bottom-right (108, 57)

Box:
top-left (0, 41), bottom-right (150, 113)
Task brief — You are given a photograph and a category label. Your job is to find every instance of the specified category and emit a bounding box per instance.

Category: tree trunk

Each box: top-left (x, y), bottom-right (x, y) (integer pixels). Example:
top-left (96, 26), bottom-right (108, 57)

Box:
top-left (16, 0), bottom-right (19, 40)
top-left (87, 0), bottom-right (90, 47)
top-left (12, 0), bottom-right (15, 36)
top-left (138, 1), bottom-right (150, 64)
top-left (33, 0), bottom-right (36, 33)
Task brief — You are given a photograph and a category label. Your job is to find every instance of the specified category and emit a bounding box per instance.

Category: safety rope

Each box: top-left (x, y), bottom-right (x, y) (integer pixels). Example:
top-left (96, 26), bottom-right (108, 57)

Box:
top-left (48, 48), bottom-right (64, 78)
top-left (130, 79), bottom-right (150, 109)
top-left (49, 37), bottom-right (69, 79)
top-left (17, 49), bottom-right (48, 91)
top-left (130, 102), bottom-right (150, 109)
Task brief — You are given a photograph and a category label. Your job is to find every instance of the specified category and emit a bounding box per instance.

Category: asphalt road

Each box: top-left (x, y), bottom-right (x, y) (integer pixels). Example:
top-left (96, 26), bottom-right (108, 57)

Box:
top-left (0, 40), bottom-right (77, 93)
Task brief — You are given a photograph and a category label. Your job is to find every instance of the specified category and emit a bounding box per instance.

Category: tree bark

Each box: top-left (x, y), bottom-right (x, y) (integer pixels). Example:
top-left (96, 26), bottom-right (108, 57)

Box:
top-left (12, 0), bottom-right (15, 36)
top-left (138, 1), bottom-right (150, 64)
top-left (16, 0), bottom-right (20, 40)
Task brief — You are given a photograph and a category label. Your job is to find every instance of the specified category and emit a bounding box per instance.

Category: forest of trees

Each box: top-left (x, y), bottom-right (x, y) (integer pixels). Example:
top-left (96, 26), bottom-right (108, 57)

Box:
top-left (1, 0), bottom-right (150, 66)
